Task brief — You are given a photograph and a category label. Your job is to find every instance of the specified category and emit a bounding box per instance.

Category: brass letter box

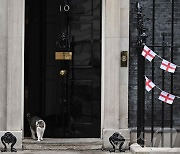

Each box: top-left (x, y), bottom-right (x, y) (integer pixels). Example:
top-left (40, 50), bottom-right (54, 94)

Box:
top-left (55, 52), bottom-right (72, 60)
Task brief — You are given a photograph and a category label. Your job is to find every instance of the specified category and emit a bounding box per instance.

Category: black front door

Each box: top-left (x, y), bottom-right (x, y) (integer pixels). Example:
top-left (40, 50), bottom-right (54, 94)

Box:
top-left (25, 0), bottom-right (101, 138)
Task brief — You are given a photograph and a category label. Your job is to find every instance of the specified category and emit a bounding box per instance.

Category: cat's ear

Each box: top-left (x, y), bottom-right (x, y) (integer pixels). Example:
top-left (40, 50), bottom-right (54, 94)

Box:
top-left (36, 121), bottom-right (38, 126)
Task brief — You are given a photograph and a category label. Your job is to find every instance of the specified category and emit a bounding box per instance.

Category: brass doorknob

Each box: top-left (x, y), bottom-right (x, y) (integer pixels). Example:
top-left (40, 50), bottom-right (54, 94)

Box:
top-left (60, 70), bottom-right (67, 76)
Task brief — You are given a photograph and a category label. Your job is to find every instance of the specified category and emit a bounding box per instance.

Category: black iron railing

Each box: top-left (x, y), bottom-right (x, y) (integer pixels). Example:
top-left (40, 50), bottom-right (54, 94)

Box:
top-left (136, 2), bottom-right (146, 147)
top-left (136, 0), bottom-right (177, 147)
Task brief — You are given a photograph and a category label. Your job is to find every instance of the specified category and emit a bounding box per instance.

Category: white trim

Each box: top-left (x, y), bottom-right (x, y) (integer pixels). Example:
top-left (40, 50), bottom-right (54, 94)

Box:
top-left (101, 0), bottom-right (105, 139)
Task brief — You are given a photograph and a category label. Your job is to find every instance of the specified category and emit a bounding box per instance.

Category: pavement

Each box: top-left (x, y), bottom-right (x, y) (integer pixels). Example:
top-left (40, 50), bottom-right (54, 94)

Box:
top-left (3, 150), bottom-right (132, 154)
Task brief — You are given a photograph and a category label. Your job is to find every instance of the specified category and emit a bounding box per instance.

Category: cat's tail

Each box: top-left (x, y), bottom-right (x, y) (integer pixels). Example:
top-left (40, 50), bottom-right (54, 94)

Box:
top-left (27, 113), bottom-right (31, 122)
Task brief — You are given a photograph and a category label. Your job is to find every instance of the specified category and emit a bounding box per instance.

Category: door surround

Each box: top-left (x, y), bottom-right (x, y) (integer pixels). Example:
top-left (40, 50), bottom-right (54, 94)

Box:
top-left (5, 0), bottom-right (130, 149)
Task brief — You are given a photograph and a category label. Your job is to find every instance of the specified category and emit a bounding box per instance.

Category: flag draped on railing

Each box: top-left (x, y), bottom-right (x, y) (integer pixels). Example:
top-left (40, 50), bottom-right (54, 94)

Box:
top-left (158, 91), bottom-right (175, 105)
top-left (142, 45), bottom-right (156, 62)
top-left (144, 76), bottom-right (180, 104)
top-left (142, 45), bottom-right (180, 104)
top-left (160, 59), bottom-right (176, 73)
top-left (145, 76), bottom-right (155, 92)
top-left (141, 45), bottom-right (180, 73)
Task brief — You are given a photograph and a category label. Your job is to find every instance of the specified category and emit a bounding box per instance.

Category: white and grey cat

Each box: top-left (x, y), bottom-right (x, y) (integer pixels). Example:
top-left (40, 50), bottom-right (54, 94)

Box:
top-left (27, 113), bottom-right (46, 141)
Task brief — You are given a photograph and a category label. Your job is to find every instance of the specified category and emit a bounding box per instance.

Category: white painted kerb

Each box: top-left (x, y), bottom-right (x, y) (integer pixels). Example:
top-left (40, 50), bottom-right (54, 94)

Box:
top-left (130, 143), bottom-right (180, 154)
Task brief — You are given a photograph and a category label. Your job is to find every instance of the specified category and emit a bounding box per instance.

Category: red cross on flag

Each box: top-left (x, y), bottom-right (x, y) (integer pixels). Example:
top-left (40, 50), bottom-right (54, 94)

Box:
top-left (158, 91), bottom-right (175, 104)
top-left (145, 76), bottom-right (155, 92)
top-left (142, 45), bottom-right (156, 62)
top-left (160, 59), bottom-right (176, 73)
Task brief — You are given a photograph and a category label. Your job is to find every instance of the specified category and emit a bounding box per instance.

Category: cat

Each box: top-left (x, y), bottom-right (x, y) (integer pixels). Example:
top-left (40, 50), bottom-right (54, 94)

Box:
top-left (27, 113), bottom-right (46, 141)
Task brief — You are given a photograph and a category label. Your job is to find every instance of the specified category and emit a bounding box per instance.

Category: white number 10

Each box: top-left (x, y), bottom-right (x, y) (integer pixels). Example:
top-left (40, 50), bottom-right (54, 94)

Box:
top-left (59, 5), bottom-right (70, 12)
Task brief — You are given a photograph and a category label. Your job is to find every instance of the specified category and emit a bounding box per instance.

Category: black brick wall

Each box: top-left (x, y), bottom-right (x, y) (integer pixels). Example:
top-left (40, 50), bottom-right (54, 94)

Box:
top-left (129, 0), bottom-right (180, 128)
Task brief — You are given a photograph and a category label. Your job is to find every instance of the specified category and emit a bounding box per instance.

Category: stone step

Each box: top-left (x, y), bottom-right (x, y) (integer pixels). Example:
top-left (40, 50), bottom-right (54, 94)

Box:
top-left (23, 138), bottom-right (103, 150)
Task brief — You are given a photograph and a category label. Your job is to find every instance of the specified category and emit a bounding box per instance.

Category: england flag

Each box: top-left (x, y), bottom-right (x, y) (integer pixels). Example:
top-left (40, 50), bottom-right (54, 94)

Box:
top-left (160, 59), bottom-right (176, 73)
top-left (142, 45), bottom-right (156, 62)
top-left (145, 76), bottom-right (155, 92)
top-left (158, 91), bottom-right (175, 104)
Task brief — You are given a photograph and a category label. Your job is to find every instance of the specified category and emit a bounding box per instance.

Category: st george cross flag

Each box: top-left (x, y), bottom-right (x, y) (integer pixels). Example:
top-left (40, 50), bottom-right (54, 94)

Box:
top-left (145, 76), bottom-right (155, 92)
top-left (158, 91), bottom-right (175, 104)
top-left (142, 45), bottom-right (156, 62)
top-left (160, 59), bottom-right (176, 73)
